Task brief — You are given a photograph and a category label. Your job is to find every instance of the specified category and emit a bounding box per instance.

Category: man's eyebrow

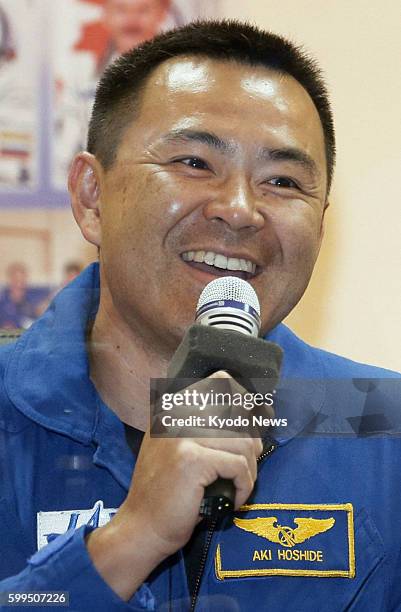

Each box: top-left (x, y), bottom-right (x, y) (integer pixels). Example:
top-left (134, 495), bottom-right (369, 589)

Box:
top-left (259, 147), bottom-right (320, 178)
top-left (161, 129), bottom-right (235, 154)
top-left (160, 130), bottom-right (320, 177)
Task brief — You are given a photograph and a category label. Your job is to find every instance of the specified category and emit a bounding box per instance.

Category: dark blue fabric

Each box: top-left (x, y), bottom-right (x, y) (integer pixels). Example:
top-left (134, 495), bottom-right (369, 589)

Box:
top-left (0, 263), bottom-right (400, 611)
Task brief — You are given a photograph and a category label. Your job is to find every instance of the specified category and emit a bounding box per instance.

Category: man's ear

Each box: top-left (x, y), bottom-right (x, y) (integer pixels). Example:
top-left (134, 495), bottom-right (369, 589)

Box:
top-left (69, 152), bottom-right (103, 247)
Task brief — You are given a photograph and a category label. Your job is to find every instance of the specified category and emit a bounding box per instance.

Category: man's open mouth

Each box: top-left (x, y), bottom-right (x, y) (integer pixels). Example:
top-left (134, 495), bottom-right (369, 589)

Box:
top-left (181, 250), bottom-right (258, 280)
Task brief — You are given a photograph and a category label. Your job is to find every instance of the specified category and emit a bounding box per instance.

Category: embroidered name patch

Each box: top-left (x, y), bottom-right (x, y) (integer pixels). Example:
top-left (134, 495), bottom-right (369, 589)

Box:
top-left (37, 500), bottom-right (117, 550)
top-left (215, 503), bottom-right (355, 579)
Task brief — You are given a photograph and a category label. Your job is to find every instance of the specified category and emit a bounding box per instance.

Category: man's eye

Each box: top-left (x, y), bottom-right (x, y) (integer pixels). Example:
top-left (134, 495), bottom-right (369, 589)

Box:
top-left (268, 177), bottom-right (299, 189)
top-left (176, 157), bottom-right (209, 170)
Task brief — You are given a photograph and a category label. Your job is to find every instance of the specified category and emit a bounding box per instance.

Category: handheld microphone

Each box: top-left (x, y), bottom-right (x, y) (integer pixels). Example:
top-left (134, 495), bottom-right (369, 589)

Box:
top-left (167, 276), bottom-right (282, 519)
top-left (195, 276), bottom-right (261, 337)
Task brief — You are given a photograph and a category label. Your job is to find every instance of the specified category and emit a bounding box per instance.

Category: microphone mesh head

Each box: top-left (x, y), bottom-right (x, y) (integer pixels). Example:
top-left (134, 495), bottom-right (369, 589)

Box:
top-left (197, 276), bottom-right (260, 315)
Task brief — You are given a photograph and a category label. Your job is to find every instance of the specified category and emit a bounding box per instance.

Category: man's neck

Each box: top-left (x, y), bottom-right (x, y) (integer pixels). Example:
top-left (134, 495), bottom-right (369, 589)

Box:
top-left (88, 299), bottom-right (171, 432)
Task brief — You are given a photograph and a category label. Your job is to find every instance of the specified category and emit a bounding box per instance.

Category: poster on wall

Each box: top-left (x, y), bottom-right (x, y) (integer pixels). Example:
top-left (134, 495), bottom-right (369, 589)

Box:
top-left (0, 0), bottom-right (223, 328)
top-left (0, 0), bottom-right (40, 191)
top-left (52, 0), bottom-right (223, 190)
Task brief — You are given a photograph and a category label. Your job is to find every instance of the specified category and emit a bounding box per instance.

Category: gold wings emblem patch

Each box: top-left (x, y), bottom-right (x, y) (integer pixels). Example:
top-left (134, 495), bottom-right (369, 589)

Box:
top-left (234, 516), bottom-right (335, 548)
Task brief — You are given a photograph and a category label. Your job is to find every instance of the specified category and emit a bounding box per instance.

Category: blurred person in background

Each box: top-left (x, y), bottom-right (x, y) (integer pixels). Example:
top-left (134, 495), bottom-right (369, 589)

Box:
top-left (0, 262), bottom-right (36, 329)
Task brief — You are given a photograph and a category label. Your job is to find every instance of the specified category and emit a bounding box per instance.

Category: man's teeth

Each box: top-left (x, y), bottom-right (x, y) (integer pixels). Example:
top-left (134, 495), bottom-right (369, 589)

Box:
top-left (182, 251), bottom-right (256, 274)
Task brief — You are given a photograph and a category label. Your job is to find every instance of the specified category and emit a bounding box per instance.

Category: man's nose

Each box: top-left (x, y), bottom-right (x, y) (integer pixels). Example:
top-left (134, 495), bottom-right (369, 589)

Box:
top-left (203, 177), bottom-right (265, 231)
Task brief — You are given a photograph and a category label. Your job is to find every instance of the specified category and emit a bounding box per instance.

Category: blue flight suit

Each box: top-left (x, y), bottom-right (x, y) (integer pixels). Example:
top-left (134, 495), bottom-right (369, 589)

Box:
top-left (0, 263), bottom-right (400, 611)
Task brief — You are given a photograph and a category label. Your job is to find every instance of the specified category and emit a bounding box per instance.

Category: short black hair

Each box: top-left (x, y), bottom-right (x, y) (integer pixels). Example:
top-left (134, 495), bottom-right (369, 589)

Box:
top-left (88, 19), bottom-right (335, 191)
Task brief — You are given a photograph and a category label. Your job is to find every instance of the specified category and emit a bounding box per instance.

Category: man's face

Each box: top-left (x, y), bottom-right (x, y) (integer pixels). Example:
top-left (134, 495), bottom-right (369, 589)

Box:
top-left (104, 0), bottom-right (168, 53)
top-left (7, 264), bottom-right (27, 291)
top-left (97, 57), bottom-right (328, 350)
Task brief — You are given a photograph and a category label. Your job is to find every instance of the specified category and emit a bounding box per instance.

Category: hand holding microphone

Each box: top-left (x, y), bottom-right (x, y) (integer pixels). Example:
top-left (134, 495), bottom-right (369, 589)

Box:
top-left (166, 277), bottom-right (282, 518)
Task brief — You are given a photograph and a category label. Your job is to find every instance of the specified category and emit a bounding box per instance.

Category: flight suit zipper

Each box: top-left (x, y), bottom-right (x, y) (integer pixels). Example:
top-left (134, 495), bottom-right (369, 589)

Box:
top-left (189, 441), bottom-right (277, 611)
top-left (189, 516), bottom-right (218, 612)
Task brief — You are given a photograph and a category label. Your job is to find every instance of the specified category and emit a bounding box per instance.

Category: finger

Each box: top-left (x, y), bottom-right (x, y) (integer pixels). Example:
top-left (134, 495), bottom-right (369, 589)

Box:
top-left (195, 432), bottom-right (263, 458)
top-left (198, 447), bottom-right (256, 509)
top-left (195, 436), bottom-right (258, 482)
top-left (254, 436), bottom-right (264, 457)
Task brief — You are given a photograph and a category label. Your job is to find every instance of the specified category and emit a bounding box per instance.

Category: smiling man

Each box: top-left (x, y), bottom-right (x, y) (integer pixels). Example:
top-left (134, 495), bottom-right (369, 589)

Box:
top-left (77, 49), bottom-right (328, 423)
top-left (0, 20), bottom-right (400, 612)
